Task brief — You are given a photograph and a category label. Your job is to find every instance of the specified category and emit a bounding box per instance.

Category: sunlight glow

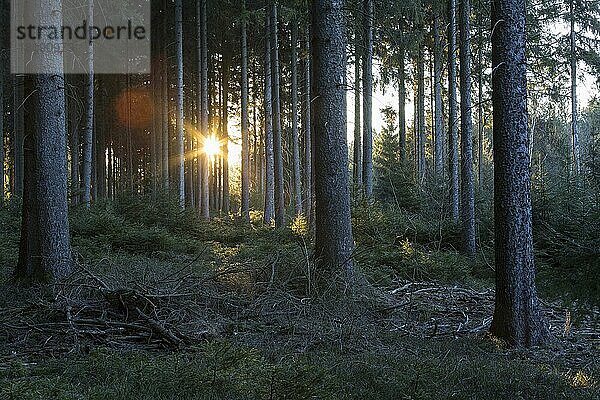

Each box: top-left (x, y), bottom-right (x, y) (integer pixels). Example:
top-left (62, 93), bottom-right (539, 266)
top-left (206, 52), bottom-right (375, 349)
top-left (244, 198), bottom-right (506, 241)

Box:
top-left (203, 135), bottom-right (221, 158)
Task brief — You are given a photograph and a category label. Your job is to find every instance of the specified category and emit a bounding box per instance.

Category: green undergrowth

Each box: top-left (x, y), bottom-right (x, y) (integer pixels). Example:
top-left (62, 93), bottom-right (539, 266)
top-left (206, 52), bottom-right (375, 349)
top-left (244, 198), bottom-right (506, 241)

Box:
top-left (2, 337), bottom-right (598, 400)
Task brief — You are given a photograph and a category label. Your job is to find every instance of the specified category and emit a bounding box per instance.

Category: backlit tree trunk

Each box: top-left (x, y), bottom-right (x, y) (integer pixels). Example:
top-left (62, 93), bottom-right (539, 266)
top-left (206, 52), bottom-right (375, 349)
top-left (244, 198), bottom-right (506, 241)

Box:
top-left (81, 0), bottom-right (94, 209)
top-left (459, 0), bottom-right (476, 256)
top-left (291, 21), bottom-right (302, 217)
top-left (175, 0), bottom-right (185, 208)
top-left (264, 10), bottom-right (275, 224)
top-left (448, 0), bottom-right (459, 223)
top-left (362, 0), bottom-right (373, 198)
top-left (241, 1), bottom-right (250, 222)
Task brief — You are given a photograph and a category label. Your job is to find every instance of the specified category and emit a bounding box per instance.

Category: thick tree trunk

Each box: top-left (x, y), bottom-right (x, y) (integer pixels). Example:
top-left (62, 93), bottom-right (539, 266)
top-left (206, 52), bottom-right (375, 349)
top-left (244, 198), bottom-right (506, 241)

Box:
top-left (81, 0), bottom-right (94, 209)
top-left (459, 0), bottom-right (476, 256)
top-left (263, 10), bottom-right (275, 224)
top-left (569, 0), bottom-right (580, 175)
top-left (433, 14), bottom-right (444, 179)
top-left (448, 0), bottom-right (459, 223)
top-left (241, 2), bottom-right (250, 222)
top-left (15, 0), bottom-right (72, 282)
top-left (291, 21), bottom-right (302, 217)
top-left (353, 31), bottom-right (362, 187)
top-left (361, 0), bottom-right (373, 198)
top-left (175, 0), bottom-right (185, 208)
top-left (489, 0), bottom-right (550, 347)
top-left (312, 0), bottom-right (354, 276)
top-left (302, 25), bottom-right (312, 219)
top-left (270, 1), bottom-right (285, 228)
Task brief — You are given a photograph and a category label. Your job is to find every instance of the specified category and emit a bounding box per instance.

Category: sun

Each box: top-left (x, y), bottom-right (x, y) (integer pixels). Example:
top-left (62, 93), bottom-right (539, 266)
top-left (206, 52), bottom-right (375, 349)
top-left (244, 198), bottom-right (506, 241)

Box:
top-left (203, 135), bottom-right (221, 157)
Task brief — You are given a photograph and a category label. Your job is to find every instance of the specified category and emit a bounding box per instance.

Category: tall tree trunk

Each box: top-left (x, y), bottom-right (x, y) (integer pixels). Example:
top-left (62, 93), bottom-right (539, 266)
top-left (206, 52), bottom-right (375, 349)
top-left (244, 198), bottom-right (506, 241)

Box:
top-left (81, 0), bottom-right (94, 209)
top-left (448, 0), bottom-right (459, 223)
top-left (270, 1), bottom-right (285, 228)
top-left (361, 0), bottom-right (373, 198)
top-left (569, 0), bottom-right (580, 175)
top-left (398, 42), bottom-right (406, 163)
top-left (353, 30), bottom-right (362, 187)
top-left (433, 14), bottom-right (444, 179)
top-left (199, 0), bottom-right (210, 219)
top-left (417, 48), bottom-right (426, 183)
top-left (222, 57), bottom-right (230, 215)
top-left (489, 0), bottom-right (550, 346)
top-left (0, 53), bottom-right (3, 203)
top-left (13, 75), bottom-right (24, 198)
top-left (302, 24), bottom-right (312, 219)
top-left (477, 4), bottom-right (484, 187)
top-left (162, 0), bottom-right (170, 190)
top-left (15, 0), bottom-right (72, 282)
top-left (175, 0), bottom-right (185, 208)
top-left (291, 21), bottom-right (302, 217)
top-left (241, 2), bottom-right (250, 222)
top-left (459, 0), bottom-right (476, 256)
top-left (312, 0), bottom-right (354, 276)
top-left (264, 10), bottom-right (275, 224)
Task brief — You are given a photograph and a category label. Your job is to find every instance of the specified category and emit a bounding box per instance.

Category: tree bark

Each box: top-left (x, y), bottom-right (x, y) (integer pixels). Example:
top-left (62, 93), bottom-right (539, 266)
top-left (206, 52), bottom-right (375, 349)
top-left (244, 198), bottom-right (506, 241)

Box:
top-left (263, 10), bottom-right (275, 225)
top-left (302, 24), bottom-right (312, 219)
top-left (270, 1), bottom-right (285, 228)
top-left (398, 42), bottom-right (406, 163)
top-left (312, 0), bottom-right (354, 276)
top-left (199, 0), bottom-right (210, 219)
top-left (362, 0), bottom-right (373, 198)
top-left (15, 0), bottom-right (72, 282)
top-left (13, 75), bottom-right (24, 198)
top-left (291, 21), bottom-right (302, 217)
top-left (222, 57), bottom-right (230, 215)
top-left (448, 0), bottom-right (459, 223)
top-left (81, 0), bottom-right (94, 209)
top-left (489, 0), bottom-right (550, 347)
top-left (175, 0), bottom-right (185, 208)
top-left (459, 0), bottom-right (476, 256)
top-left (353, 29), bottom-right (362, 187)
top-left (417, 48), bottom-right (426, 183)
top-left (433, 14), bottom-right (444, 179)
top-left (241, 1), bottom-right (250, 222)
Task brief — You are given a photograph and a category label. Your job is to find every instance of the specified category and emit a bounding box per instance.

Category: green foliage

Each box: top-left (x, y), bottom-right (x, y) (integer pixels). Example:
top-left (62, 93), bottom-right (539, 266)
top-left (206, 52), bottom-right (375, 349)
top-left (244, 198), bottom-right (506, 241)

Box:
top-left (372, 112), bottom-right (421, 212)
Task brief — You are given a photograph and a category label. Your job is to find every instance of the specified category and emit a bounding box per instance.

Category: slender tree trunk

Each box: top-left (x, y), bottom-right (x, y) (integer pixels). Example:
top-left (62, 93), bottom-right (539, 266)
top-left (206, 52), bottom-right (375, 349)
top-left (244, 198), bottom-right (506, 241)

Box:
top-left (241, 2), bottom-right (250, 222)
top-left (222, 57), bottom-right (230, 215)
top-left (13, 75), bottom-right (24, 198)
top-left (15, 0), bottom-right (72, 282)
top-left (433, 14), bottom-right (444, 179)
top-left (270, 1), bottom-right (285, 228)
top-left (353, 30), bottom-right (362, 187)
top-left (81, 0), bottom-right (94, 208)
top-left (477, 4), bottom-right (484, 187)
top-left (312, 0), bottom-right (354, 276)
top-left (459, 0), bottom-right (476, 256)
top-left (0, 54), bottom-right (3, 203)
top-left (291, 21), bottom-right (302, 217)
top-left (199, 0), bottom-right (209, 219)
top-left (417, 48), bottom-right (426, 183)
top-left (489, 0), bottom-right (550, 346)
top-left (175, 0), bottom-right (185, 208)
top-left (448, 0), bottom-right (459, 223)
top-left (398, 42), bottom-right (406, 163)
top-left (362, 0), bottom-right (373, 198)
top-left (162, 0), bottom-right (170, 190)
top-left (302, 24), bottom-right (312, 219)
top-left (569, 0), bottom-right (580, 175)
top-left (264, 10), bottom-right (275, 224)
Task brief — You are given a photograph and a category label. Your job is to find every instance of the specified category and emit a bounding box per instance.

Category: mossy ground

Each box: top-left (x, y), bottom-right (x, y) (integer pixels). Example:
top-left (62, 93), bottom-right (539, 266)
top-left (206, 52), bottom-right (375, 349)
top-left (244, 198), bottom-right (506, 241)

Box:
top-left (1, 195), bottom-right (598, 399)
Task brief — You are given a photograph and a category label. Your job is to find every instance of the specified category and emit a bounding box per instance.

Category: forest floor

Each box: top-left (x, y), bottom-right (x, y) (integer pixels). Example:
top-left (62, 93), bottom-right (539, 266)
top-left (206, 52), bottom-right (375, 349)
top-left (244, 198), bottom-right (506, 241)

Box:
top-left (0, 196), bottom-right (599, 399)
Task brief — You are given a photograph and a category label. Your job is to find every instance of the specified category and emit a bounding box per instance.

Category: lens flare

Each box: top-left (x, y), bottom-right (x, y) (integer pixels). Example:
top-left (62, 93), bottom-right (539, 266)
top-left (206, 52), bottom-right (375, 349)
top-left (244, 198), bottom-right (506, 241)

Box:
top-left (203, 135), bottom-right (221, 157)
